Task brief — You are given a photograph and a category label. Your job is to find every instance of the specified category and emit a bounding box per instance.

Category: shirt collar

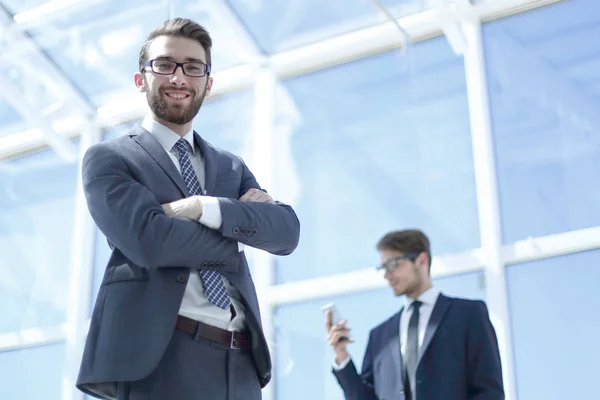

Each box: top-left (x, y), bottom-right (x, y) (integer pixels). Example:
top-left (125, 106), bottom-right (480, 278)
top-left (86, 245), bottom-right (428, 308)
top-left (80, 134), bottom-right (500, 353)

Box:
top-left (404, 286), bottom-right (441, 310)
top-left (142, 116), bottom-right (195, 155)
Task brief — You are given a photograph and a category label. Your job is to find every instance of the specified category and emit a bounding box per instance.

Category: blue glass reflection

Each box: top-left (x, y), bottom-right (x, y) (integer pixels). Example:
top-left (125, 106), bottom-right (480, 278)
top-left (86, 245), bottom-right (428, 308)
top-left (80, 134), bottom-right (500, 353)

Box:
top-left (0, 343), bottom-right (64, 400)
top-left (226, 0), bottom-right (426, 53)
top-left (507, 250), bottom-right (600, 400)
top-left (1, 0), bottom-right (48, 14)
top-left (0, 100), bottom-right (22, 131)
top-left (0, 147), bottom-right (77, 332)
top-left (23, 0), bottom-right (245, 107)
top-left (484, 0), bottom-right (600, 243)
top-left (274, 271), bottom-right (485, 400)
top-left (276, 37), bottom-right (479, 283)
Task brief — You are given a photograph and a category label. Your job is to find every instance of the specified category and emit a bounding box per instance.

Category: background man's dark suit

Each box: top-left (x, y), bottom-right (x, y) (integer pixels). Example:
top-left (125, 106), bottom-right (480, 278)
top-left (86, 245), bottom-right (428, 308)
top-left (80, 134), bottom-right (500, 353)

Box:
top-left (76, 125), bottom-right (300, 399)
top-left (334, 294), bottom-right (504, 400)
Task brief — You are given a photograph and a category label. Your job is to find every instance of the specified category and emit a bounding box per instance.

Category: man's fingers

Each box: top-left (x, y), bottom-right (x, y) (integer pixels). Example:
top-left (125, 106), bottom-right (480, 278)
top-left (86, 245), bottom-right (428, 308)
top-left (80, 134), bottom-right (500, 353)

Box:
top-left (328, 327), bottom-right (351, 342)
top-left (240, 189), bottom-right (259, 202)
top-left (248, 190), bottom-right (265, 202)
top-left (324, 310), bottom-right (332, 330)
top-left (161, 204), bottom-right (173, 216)
top-left (328, 330), bottom-right (352, 346)
top-left (239, 192), bottom-right (251, 202)
top-left (240, 189), bottom-right (275, 203)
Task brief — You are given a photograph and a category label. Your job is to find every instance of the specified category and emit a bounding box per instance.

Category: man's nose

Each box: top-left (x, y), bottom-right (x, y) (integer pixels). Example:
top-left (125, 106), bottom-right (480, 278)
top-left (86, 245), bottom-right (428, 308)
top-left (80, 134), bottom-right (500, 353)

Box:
top-left (169, 66), bottom-right (187, 85)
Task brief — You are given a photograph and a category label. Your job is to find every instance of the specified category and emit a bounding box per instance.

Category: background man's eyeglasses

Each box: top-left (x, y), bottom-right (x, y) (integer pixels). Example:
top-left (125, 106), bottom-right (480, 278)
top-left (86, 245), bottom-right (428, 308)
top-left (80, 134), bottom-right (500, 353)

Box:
top-left (141, 59), bottom-right (211, 77)
top-left (375, 253), bottom-right (419, 273)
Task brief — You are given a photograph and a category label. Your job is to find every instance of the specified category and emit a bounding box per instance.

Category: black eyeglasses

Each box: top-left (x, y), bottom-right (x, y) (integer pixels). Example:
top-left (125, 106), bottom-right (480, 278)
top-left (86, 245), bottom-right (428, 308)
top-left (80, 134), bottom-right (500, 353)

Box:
top-left (141, 59), bottom-right (211, 77)
top-left (376, 253), bottom-right (419, 273)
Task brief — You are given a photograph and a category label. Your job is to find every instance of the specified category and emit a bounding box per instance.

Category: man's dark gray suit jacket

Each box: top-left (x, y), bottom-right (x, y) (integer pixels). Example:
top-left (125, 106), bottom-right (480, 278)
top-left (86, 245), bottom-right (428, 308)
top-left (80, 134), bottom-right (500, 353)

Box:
top-left (76, 125), bottom-right (300, 399)
top-left (333, 294), bottom-right (504, 400)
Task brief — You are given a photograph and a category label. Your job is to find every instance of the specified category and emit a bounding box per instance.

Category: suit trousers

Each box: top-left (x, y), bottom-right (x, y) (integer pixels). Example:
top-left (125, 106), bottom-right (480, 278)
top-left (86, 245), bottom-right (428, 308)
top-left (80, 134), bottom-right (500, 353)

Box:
top-left (116, 329), bottom-right (262, 400)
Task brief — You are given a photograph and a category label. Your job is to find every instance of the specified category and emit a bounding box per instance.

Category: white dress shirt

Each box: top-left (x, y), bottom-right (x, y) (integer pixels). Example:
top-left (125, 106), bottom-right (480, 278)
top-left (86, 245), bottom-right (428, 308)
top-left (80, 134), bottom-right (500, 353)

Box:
top-left (142, 117), bottom-right (246, 332)
top-left (333, 286), bottom-right (441, 370)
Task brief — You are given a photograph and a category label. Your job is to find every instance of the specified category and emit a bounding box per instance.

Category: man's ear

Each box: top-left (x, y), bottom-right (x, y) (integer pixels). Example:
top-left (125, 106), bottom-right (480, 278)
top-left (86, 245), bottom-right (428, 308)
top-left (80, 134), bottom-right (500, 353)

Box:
top-left (134, 72), bottom-right (147, 92)
top-left (416, 252), bottom-right (429, 270)
top-left (205, 76), bottom-right (214, 97)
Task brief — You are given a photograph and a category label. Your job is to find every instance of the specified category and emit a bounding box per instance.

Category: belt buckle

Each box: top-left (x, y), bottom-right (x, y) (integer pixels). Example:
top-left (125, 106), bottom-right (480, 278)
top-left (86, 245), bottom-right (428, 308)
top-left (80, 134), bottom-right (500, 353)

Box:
top-left (230, 332), bottom-right (236, 349)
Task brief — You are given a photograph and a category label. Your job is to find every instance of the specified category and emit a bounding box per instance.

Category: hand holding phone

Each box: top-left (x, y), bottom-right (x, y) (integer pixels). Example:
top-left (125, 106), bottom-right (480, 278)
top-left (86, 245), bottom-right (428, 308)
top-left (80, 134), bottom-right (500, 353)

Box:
top-left (321, 302), bottom-right (352, 342)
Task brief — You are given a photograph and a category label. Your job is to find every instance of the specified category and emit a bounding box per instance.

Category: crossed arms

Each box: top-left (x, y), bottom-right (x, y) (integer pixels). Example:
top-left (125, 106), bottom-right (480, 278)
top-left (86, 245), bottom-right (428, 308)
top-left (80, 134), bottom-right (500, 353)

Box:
top-left (82, 143), bottom-right (300, 270)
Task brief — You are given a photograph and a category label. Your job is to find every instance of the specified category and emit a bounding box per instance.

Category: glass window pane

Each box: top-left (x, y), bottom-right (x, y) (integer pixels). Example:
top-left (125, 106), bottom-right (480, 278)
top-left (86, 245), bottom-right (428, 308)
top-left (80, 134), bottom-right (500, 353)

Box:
top-left (227, 0), bottom-right (427, 53)
top-left (0, 148), bottom-right (77, 332)
top-left (506, 250), bottom-right (600, 400)
top-left (192, 91), bottom-right (254, 160)
top-left (0, 100), bottom-right (23, 133)
top-left (1, 0), bottom-right (48, 14)
top-left (21, 0), bottom-right (246, 108)
top-left (274, 271), bottom-right (485, 400)
top-left (275, 38), bottom-right (479, 283)
top-left (484, 0), bottom-right (600, 243)
top-left (0, 342), bottom-right (65, 400)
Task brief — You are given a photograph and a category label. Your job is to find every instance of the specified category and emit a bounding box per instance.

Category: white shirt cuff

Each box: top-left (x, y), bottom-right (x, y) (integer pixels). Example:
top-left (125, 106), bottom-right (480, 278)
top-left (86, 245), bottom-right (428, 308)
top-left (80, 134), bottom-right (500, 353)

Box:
top-left (198, 196), bottom-right (222, 229)
top-left (332, 356), bottom-right (351, 371)
top-left (198, 196), bottom-right (245, 253)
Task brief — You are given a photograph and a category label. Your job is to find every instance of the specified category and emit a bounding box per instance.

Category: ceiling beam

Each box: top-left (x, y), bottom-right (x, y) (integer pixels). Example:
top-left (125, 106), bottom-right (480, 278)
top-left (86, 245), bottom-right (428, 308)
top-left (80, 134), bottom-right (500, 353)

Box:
top-left (0, 75), bottom-right (77, 162)
top-left (0, 5), bottom-right (96, 117)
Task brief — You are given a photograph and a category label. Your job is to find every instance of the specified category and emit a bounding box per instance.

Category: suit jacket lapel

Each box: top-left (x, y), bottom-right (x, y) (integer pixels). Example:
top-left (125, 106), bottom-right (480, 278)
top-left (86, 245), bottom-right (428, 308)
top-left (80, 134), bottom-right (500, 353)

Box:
top-left (388, 310), bottom-right (404, 383)
top-left (194, 132), bottom-right (218, 195)
top-left (418, 294), bottom-right (452, 365)
top-left (131, 126), bottom-right (190, 197)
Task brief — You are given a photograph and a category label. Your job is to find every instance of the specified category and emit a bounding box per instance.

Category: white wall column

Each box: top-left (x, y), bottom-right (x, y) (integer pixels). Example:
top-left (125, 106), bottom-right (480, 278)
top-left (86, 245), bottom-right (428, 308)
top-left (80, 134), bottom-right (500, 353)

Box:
top-left (251, 63), bottom-right (278, 400)
top-left (459, 4), bottom-right (518, 400)
top-left (62, 120), bottom-right (102, 400)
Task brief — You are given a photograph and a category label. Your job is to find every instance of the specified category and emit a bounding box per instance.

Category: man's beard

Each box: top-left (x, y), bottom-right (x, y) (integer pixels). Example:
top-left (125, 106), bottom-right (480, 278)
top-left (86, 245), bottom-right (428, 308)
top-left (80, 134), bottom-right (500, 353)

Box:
top-left (147, 85), bottom-right (206, 125)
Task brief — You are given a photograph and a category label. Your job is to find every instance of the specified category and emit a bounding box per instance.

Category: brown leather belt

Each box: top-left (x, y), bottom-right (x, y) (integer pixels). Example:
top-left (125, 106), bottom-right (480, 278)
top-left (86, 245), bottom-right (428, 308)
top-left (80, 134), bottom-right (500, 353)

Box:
top-left (175, 315), bottom-right (249, 350)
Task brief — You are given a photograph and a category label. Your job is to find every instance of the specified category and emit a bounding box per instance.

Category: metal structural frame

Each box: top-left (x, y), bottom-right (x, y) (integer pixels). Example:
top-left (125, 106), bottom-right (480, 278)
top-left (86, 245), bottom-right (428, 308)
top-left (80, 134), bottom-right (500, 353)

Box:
top-left (2, 2), bottom-right (592, 400)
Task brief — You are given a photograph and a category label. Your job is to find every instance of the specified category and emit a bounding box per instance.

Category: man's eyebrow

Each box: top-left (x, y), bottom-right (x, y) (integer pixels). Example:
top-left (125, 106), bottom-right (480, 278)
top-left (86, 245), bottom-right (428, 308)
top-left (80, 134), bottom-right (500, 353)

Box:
top-left (154, 55), bottom-right (206, 63)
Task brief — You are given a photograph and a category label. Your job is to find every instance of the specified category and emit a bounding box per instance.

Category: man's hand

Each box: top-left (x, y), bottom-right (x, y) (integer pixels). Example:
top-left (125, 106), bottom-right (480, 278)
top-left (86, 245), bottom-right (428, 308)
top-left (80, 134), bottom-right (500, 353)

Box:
top-left (162, 196), bottom-right (204, 221)
top-left (325, 310), bottom-right (354, 364)
top-left (239, 188), bottom-right (275, 204)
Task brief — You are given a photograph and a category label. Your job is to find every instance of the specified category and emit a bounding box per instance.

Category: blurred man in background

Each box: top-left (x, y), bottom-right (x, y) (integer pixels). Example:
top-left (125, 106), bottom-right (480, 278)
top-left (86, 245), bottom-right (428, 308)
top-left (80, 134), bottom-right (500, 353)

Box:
top-left (325, 229), bottom-right (504, 400)
top-left (77, 18), bottom-right (300, 400)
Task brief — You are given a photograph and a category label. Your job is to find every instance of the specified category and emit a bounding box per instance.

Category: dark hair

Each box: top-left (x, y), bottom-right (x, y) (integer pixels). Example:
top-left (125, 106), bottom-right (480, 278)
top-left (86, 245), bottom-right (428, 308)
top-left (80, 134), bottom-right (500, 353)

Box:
top-left (376, 229), bottom-right (432, 271)
top-left (139, 18), bottom-right (212, 71)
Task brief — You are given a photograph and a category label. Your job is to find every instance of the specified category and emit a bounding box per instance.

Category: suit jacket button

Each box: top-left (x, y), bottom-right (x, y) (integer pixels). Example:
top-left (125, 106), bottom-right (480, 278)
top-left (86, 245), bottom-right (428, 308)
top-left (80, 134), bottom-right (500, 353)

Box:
top-left (233, 227), bottom-right (240, 235)
top-left (251, 228), bottom-right (258, 236)
top-left (201, 262), bottom-right (209, 267)
top-left (220, 262), bottom-right (226, 267)
top-left (245, 228), bottom-right (253, 236)
top-left (176, 274), bottom-right (187, 283)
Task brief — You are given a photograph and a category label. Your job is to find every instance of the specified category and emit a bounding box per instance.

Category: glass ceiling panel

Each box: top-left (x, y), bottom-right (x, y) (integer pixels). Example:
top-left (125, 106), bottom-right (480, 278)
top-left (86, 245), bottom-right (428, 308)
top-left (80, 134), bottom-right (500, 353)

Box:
top-left (5, 0), bottom-right (247, 109)
top-left (1, 0), bottom-right (48, 14)
top-left (0, 101), bottom-right (23, 135)
top-left (0, 55), bottom-right (64, 133)
top-left (225, 0), bottom-right (427, 53)
top-left (487, 0), bottom-right (600, 96)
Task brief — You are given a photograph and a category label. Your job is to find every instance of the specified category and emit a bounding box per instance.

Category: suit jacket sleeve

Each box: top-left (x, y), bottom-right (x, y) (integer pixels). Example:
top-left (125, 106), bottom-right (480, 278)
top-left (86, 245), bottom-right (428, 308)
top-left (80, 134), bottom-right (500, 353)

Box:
top-left (332, 332), bottom-right (378, 400)
top-left (82, 143), bottom-right (240, 269)
top-left (216, 157), bottom-right (300, 256)
top-left (467, 301), bottom-right (505, 400)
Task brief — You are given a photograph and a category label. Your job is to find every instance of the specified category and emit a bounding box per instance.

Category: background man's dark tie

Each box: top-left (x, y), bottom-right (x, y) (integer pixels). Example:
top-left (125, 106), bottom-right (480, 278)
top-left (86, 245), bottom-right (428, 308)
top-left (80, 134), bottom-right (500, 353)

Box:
top-left (404, 300), bottom-right (422, 400)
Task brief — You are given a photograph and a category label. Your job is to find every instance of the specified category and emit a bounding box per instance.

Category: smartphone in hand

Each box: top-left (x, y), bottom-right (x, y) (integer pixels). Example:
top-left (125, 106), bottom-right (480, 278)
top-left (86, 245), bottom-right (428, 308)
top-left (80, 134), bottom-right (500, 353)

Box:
top-left (321, 302), bottom-right (351, 341)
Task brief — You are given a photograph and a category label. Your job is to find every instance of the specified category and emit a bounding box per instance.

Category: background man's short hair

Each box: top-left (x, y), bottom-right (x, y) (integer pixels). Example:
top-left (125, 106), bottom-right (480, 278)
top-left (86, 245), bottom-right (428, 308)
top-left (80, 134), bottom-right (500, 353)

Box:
top-left (376, 229), bottom-right (432, 269)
